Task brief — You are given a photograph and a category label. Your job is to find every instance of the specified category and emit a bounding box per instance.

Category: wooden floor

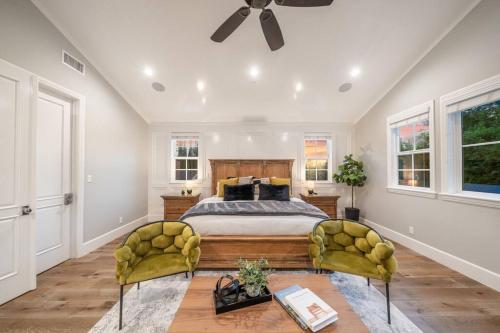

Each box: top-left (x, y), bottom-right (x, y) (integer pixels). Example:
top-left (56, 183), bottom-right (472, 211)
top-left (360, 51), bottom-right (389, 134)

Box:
top-left (0, 239), bottom-right (499, 333)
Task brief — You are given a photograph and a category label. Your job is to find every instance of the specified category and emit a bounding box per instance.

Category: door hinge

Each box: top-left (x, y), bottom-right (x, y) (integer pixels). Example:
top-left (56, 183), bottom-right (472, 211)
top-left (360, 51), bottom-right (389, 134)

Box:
top-left (22, 205), bottom-right (32, 215)
top-left (64, 193), bottom-right (74, 205)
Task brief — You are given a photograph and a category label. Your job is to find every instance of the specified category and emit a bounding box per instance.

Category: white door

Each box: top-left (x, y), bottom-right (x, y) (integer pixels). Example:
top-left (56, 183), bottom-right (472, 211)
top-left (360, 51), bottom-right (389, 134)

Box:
top-left (0, 59), bottom-right (35, 304)
top-left (35, 91), bottom-right (72, 274)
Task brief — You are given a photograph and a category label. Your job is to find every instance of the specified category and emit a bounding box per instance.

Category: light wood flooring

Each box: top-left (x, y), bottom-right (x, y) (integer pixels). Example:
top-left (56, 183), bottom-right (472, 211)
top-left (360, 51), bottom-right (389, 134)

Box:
top-left (0, 239), bottom-right (499, 332)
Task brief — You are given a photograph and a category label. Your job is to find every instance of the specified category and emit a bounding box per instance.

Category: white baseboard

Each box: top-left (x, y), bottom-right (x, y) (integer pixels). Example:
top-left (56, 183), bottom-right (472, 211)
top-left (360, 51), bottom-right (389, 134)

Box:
top-left (361, 217), bottom-right (500, 292)
top-left (79, 215), bottom-right (148, 257)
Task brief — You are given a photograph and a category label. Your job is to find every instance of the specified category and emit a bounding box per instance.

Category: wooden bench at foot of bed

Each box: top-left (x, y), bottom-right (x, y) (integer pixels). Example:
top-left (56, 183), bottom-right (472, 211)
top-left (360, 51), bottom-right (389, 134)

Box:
top-left (197, 235), bottom-right (311, 269)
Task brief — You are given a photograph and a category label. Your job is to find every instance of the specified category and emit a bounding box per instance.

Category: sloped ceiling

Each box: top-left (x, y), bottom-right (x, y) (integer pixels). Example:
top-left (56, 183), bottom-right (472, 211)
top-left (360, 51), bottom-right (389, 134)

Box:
top-left (33, 0), bottom-right (478, 123)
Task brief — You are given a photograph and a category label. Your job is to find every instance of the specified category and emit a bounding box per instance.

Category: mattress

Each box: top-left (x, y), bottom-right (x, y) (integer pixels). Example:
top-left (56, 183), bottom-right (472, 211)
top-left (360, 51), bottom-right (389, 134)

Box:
top-left (182, 197), bottom-right (326, 236)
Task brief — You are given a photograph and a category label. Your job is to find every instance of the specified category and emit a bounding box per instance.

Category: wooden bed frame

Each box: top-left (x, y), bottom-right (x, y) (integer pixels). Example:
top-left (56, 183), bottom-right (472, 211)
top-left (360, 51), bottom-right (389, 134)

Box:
top-left (197, 159), bottom-right (311, 269)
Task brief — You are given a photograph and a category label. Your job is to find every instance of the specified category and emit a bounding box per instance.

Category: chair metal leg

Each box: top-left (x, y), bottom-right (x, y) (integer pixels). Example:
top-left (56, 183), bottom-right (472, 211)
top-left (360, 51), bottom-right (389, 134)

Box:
top-left (137, 282), bottom-right (140, 290)
top-left (386, 283), bottom-right (391, 324)
top-left (320, 268), bottom-right (323, 274)
top-left (315, 269), bottom-right (319, 274)
top-left (185, 272), bottom-right (188, 279)
top-left (367, 278), bottom-right (370, 286)
top-left (191, 271), bottom-right (195, 278)
top-left (119, 285), bottom-right (124, 330)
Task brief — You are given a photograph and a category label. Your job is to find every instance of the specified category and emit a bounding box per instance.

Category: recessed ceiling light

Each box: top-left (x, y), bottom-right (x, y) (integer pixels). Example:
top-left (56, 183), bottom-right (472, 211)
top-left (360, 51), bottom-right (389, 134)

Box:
top-left (295, 82), bottom-right (303, 92)
top-left (293, 93), bottom-right (298, 100)
top-left (143, 66), bottom-right (154, 77)
top-left (152, 82), bottom-right (165, 92)
top-left (339, 82), bottom-right (352, 93)
top-left (197, 80), bottom-right (206, 92)
top-left (248, 65), bottom-right (260, 80)
top-left (202, 97), bottom-right (207, 105)
top-left (350, 67), bottom-right (361, 78)
top-left (247, 135), bottom-right (253, 142)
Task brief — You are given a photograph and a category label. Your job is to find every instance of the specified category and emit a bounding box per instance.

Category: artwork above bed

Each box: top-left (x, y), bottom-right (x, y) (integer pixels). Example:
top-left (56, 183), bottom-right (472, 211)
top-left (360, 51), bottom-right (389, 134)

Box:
top-left (209, 159), bottom-right (294, 195)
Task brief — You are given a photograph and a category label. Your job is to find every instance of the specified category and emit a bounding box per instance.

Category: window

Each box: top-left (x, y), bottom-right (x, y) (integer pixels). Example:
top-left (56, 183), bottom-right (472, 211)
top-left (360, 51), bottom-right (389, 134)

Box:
top-left (387, 101), bottom-right (435, 195)
top-left (441, 75), bottom-right (500, 207)
top-left (461, 102), bottom-right (500, 194)
top-left (304, 135), bottom-right (332, 181)
top-left (171, 135), bottom-right (199, 182)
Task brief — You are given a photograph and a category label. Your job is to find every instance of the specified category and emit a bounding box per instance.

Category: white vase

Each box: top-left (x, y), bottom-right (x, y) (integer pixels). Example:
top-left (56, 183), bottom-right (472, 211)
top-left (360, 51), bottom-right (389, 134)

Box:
top-left (245, 284), bottom-right (261, 297)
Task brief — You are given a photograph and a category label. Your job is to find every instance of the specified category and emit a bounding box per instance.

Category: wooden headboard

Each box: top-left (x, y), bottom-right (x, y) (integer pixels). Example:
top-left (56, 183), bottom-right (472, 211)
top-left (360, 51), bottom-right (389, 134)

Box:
top-left (209, 159), bottom-right (294, 195)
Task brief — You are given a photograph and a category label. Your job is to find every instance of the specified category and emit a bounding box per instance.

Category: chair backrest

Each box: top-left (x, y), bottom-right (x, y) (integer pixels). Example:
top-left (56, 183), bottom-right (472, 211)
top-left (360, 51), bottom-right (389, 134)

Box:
top-left (313, 219), bottom-right (387, 255)
top-left (121, 221), bottom-right (196, 258)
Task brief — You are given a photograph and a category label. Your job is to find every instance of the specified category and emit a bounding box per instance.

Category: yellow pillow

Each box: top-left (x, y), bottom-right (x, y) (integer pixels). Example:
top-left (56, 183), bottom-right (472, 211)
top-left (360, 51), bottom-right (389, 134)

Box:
top-left (270, 177), bottom-right (292, 194)
top-left (270, 177), bottom-right (291, 186)
top-left (217, 178), bottom-right (239, 197)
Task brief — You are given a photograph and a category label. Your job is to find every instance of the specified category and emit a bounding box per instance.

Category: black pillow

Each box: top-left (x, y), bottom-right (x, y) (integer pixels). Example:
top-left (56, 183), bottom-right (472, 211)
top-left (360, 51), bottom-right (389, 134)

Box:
top-left (258, 184), bottom-right (290, 201)
top-left (224, 184), bottom-right (254, 201)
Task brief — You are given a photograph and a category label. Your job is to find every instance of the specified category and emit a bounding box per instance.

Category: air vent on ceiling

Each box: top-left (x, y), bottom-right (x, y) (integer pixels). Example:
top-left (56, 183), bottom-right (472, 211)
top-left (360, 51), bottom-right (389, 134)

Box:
top-left (62, 50), bottom-right (85, 75)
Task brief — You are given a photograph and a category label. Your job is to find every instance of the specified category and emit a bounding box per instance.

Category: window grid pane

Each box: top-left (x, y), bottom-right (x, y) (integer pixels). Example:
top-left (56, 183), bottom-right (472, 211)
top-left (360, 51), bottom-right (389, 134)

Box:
top-left (173, 137), bottom-right (199, 181)
top-left (393, 113), bottom-right (431, 189)
top-left (304, 137), bottom-right (331, 181)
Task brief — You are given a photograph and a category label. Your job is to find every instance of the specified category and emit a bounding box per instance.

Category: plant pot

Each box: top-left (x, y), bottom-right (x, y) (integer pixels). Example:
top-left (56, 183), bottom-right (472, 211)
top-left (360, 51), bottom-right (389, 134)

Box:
top-left (345, 207), bottom-right (360, 221)
top-left (245, 284), bottom-right (261, 297)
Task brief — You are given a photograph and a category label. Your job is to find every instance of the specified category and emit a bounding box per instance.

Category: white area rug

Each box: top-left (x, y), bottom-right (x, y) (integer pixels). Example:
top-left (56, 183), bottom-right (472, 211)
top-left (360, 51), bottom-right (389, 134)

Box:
top-left (90, 271), bottom-right (422, 333)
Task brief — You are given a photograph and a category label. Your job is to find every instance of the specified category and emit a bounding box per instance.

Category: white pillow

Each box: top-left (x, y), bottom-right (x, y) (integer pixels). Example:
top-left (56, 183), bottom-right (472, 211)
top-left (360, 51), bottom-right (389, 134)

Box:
top-left (238, 176), bottom-right (253, 185)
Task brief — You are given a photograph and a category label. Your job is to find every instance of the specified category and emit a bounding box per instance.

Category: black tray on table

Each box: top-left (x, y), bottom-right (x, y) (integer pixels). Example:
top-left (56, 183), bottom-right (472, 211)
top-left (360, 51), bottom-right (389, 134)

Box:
top-left (213, 285), bottom-right (273, 315)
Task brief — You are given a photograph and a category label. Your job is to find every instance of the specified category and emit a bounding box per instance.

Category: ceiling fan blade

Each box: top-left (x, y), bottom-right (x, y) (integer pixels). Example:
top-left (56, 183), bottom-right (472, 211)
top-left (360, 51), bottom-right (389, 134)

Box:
top-left (211, 6), bottom-right (251, 42)
top-left (260, 9), bottom-right (284, 51)
top-left (274, 0), bottom-right (334, 7)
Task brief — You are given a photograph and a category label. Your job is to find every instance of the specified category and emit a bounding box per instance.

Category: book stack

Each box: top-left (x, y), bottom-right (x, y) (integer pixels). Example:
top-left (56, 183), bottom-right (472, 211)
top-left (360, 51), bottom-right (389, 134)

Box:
top-left (274, 285), bottom-right (338, 332)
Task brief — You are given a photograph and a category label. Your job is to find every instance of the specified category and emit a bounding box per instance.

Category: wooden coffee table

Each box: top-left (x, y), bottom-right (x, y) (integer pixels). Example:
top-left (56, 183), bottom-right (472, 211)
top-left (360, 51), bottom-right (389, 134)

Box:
top-left (168, 274), bottom-right (369, 332)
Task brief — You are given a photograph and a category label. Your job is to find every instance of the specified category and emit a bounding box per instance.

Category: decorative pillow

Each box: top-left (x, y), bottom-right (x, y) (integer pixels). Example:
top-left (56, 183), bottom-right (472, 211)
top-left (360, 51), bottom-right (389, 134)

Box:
top-left (270, 177), bottom-right (291, 194)
top-left (238, 176), bottom-right (254, 185)
top-left (252, 178), bottom-right (270, 185)
top-left (258, 184), bottom-right (290, 201)
top-left (270, 177), bottom-right (291, 186)
top-left (224, 184), bottom-right (254, 201)
top-left (217, 178), bottom-right (238, 197)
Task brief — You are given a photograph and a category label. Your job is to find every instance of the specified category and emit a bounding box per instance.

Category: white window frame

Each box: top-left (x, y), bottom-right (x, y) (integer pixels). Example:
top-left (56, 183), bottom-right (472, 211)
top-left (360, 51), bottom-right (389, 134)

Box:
top-left (303, 134), bottom-right (333, 183)
top-left (386, 101), bottom-right (436, 198)
top-left (439, 74), bottom-right (500, 209)
top-left (170, 134), bottom-right (202, 184)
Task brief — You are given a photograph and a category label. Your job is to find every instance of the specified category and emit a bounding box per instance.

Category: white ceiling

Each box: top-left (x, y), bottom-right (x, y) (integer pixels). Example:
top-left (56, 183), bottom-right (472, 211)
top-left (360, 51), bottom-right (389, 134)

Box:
top-left (33, 0), bottom-right (477, 124)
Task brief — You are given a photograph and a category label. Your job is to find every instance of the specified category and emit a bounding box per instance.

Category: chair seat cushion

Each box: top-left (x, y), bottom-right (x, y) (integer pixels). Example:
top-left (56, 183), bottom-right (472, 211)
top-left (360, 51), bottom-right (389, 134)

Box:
top-left (320, 250), bottom-right (380, 279)
top-left (126, 253), bottom-right (188, 284)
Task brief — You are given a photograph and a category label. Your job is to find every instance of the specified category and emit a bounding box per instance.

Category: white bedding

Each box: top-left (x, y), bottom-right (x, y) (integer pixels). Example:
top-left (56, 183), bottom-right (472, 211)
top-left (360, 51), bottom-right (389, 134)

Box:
top-left (183, 197), bottom-right (324, 236)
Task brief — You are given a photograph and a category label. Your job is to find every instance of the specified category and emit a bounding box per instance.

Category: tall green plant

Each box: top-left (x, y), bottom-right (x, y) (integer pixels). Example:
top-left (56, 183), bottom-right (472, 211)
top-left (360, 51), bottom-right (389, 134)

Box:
top-left (333, 154), bottom-right (367, 208)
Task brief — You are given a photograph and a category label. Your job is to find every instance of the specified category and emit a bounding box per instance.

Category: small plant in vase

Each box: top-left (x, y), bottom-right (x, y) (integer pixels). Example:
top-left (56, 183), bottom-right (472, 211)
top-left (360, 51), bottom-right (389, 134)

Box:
top-left (237, 258), bottom-right (271, 297)
top-left (333, 154), bottom-right (367, 221)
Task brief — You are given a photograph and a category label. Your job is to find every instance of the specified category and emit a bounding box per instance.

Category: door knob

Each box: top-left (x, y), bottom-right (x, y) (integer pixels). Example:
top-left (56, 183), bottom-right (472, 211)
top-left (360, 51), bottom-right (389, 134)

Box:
top-left (22, 206), bottom-right (32, 215)
top-left (64, 193), bottom-right (74, 205)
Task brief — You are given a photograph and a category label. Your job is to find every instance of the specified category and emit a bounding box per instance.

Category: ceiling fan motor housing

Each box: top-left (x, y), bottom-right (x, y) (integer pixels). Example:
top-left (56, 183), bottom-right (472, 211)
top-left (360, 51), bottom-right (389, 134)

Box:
top-left (246, 0), bottom-right (272, 9)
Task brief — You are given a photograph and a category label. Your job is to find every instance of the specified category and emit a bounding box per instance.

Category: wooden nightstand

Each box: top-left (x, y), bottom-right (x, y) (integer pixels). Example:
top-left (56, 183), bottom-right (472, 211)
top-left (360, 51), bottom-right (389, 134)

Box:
top-left (161, 194), bottom-right (200, 220)
top-left (300, 194), bottom-right (340, 219)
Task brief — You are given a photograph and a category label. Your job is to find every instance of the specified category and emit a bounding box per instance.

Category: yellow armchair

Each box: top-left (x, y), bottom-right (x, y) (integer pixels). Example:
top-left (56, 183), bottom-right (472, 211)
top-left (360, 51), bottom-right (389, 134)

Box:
top-left (114, 221), bottom-right (201, 329)
top-left (309, 219), bottom-right (397, 324)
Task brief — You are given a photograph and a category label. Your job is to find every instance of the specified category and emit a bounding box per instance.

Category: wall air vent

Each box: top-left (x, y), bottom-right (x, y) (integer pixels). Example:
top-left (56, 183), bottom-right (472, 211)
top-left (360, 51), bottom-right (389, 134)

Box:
top-left (62, 50), bottom-right (85, 75)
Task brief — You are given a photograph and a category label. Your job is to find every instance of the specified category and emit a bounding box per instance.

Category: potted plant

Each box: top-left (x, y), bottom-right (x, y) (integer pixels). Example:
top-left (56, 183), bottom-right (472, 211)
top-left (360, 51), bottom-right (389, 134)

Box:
top-left (333, 154), bottom-right (367, 221)
top-left (237, 258), bottom-right (271, 297)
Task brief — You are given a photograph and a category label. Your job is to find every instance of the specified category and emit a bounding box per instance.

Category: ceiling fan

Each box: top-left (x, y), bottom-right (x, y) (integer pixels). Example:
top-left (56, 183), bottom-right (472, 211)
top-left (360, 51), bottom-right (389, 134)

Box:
top-left (211, 0), bottom-right (335, 51)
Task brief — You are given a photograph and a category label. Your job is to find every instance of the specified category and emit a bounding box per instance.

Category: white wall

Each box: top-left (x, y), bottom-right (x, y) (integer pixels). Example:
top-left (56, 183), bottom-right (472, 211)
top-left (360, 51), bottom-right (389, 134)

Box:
top-left (0, 0), bottom-right (148, 244)
top-left (354, 0), bottom-right (500, 289)
top-left (149, 122), bottom-right (353, 220)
